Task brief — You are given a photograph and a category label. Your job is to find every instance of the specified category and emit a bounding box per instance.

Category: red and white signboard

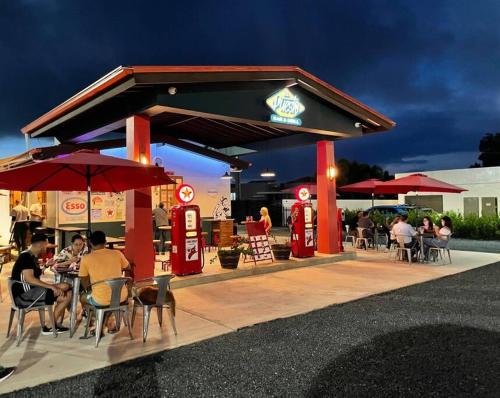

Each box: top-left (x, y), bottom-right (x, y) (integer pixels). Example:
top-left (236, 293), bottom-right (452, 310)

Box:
top-left (245, 221), bottom-right (273, 264)
top-left (295, 185), bottom-right (311, 202)
top-left (175, 184), bottom-right (195, 204)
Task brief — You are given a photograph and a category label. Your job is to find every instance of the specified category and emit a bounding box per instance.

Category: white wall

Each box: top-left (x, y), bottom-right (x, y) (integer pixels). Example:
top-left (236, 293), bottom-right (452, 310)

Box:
top-left (396, 167), bottom-right (500, 216)
top-left (104, 144), bottom-right (231, 218)
top-left (0, 190), bottom-right (10, 245)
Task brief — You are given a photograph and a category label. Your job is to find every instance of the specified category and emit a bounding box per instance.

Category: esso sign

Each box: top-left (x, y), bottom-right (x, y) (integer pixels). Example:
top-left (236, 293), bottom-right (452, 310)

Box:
top-left (295, 185), bottom-right (311, 202)
top-left (175, 184), bottom-right (195, 204)
top-left (62, 198), bottom-right (87, 215)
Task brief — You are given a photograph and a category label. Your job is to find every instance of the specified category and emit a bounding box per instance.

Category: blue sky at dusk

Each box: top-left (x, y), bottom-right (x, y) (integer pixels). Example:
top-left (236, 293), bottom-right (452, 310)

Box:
top-left (1, 0), bottom-right (499, 181)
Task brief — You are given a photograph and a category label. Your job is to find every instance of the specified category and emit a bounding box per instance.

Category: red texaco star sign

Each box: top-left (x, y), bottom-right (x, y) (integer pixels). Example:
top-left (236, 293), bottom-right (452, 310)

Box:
top-left (295, 185), bottom-right (311, 202)
top-left (175, 183), bottom-right (195, 204)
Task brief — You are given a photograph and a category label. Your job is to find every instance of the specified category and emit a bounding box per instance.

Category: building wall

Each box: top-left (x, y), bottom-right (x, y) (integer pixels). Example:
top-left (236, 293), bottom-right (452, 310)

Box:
top-left (0, 190), bottom-right (10, 245)
top-left (396, 167), bottom-right (500, 216)
top-left (104, 144), bottom-right (231, 218)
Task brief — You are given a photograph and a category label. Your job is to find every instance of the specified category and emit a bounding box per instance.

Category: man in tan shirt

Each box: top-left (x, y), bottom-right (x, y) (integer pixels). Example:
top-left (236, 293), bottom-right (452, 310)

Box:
top-left (79, 231), bottom-right (129, 333)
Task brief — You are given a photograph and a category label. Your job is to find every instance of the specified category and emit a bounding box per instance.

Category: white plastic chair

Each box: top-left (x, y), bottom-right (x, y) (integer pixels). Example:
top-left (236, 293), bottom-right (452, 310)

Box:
top-left (355, 228), bottom-right (373, 250)
top-left (395, 236), bottom-right (413, 264)
top-left (429, 238), bottom-right (452, 265)
top-left (344, 226), bottom-right (356, 246)
top-left (6, 278), bottom-right (57, 346)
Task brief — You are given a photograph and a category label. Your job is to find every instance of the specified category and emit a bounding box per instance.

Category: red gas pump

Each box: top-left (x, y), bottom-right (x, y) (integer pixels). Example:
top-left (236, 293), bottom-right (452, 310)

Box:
top-left (171, 184), bottom-right (203, 276)
top-left (337, 207), bottom-right (344, 253)
top-left (291, 186), bottom-right (315, 258)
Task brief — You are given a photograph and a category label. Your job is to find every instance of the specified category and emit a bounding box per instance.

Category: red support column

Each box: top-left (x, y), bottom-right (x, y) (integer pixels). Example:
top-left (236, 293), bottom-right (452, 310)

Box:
top-left (125, 114), bottom-right (155, 280)
top-left (316, 140), bottom-right (339, 254)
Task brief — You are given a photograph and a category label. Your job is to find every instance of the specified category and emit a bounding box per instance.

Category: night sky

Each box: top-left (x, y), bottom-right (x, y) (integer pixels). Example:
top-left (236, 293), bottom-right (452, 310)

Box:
top-left (1, 0), bottom-right (499, 182)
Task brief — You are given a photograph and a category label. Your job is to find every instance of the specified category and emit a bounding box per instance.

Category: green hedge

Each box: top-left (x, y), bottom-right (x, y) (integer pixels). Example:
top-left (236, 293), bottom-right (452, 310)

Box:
top-left (343, 208), bottom-right (500, 240)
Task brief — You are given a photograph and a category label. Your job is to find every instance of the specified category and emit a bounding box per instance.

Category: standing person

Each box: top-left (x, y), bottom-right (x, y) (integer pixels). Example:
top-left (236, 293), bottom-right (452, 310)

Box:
top-left (79, 231), bottom-right (130, 335)
top-left (423, 216), bottom-right (452, 260)
top-left (152, 202), bottom-right (169, 254)
top-left (29, 200), bottom-right (44, 234)
top-left (10, 200), bottom-right (29, 252)
top-left (259, 207), bottom-right (272, 235)
top-left (11, 234), bottom-right (72, 334)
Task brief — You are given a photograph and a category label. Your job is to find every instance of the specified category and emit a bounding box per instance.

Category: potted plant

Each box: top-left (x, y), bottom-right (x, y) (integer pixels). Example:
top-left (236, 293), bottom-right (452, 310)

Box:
top-left (271, 240), bottom-right (292, 260)
top-left (211, 237), bottom-right (254, 269)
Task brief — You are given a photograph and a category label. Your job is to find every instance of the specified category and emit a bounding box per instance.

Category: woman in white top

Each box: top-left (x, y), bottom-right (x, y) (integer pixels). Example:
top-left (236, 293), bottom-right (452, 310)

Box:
top-left (423, 216), bottom-right (452, 260)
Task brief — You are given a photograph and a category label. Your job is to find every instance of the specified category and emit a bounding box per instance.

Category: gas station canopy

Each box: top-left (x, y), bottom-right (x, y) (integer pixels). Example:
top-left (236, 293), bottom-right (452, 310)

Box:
top-left (21, 66), bottom-right (395, 167)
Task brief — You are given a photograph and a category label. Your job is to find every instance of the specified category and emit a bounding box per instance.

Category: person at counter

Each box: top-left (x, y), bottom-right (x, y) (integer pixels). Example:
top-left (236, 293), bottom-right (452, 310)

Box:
top-left (29, 200), bottom-right (43, 234)
top-left (10, 200), bottom-right (29, 252)
top-left (259, 207), bottom-right (272, 235)
top-left (11, 233), bottom-right (72, 334)
top-left (152, 202), bottom-right (169, 254)
top-left (49, 234), bottom-right (88, 272)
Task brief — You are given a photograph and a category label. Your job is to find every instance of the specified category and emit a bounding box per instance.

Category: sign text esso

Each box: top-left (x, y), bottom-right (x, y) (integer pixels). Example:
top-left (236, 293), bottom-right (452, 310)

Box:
top-left (62, 198), bottom-right (87, 215)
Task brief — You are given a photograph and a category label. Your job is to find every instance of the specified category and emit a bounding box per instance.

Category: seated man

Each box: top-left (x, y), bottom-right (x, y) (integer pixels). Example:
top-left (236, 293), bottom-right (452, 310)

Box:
top-left (11, 233), bottom-right (72, 334)
top-left (79, 231), bottom-right (129, 333)
top-left (357, 211), bottom-right (375, 242)
top-left (392, 215), bottom-right (419, 259)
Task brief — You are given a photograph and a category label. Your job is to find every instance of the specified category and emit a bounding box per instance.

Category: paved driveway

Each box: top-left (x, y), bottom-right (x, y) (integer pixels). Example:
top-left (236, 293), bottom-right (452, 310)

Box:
top-left (7, 261), bottom-right (499, 397)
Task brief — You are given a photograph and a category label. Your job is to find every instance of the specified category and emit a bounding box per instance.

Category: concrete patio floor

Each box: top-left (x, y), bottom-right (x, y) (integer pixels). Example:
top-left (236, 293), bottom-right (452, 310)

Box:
top-left (0, 248), bottom-right (498, 394)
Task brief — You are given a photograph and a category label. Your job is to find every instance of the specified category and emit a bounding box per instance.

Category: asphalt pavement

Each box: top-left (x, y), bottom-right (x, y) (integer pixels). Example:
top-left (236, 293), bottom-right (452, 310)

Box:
top-left (5, 261), bottom-right (500, 397)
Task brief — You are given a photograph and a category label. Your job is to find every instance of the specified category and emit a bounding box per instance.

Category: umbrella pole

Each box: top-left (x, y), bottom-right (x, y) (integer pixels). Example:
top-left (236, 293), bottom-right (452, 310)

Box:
top-left (371, 193), bottom-right (375, 208)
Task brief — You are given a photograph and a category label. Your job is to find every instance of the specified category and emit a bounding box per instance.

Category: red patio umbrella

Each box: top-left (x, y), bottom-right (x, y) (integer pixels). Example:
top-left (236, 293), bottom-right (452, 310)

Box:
top-left (375, 173), bottom-right (467, 210)
top-left (0, 150), bottom-right (175, 233)
top-left (338, 179), bottom-right (383, 207)
top-left (375, 173), bottom-right (467, 195)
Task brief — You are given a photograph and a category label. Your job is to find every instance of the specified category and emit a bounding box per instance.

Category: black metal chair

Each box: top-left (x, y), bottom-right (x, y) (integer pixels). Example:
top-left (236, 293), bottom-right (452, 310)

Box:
top-left (6, 278), bottom-right (57, 346)
top-left (132, 274), bottom-right (177, 342)
top-left (82, 277), bottom-right (133, 347)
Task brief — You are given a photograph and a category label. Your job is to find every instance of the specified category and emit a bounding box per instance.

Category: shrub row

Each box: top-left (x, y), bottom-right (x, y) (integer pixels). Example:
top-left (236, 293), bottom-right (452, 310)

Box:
top-left (343, 208), bottom-right (500, 240)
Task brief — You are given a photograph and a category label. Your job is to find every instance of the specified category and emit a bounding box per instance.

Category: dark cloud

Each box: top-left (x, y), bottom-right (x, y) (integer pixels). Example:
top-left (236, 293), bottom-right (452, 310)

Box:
top-left (1, 0), bottom-right (499, 178)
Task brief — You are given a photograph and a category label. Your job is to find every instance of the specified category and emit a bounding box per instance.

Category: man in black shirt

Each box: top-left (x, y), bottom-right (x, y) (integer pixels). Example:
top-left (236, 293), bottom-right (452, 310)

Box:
top-left (11, 234), bottom-right (72, 334)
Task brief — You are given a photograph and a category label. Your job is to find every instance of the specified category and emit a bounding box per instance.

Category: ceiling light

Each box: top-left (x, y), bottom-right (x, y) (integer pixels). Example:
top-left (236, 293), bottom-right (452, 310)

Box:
top-left (260, 168), bottom-right (276, 178)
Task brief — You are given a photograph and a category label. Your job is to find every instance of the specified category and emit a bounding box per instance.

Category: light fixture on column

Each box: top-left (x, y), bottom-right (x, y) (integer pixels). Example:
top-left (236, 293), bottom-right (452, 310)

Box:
top-left (221, 171), bottom-right (232, 180)
top-left (260, 168), bottom-right (276, 178)
top-left (326, 165), bottom-right (337, 181)
top-left (139, 153), bottom-right (149, 165)
top-left (230, 166), bottom-right (242, 173)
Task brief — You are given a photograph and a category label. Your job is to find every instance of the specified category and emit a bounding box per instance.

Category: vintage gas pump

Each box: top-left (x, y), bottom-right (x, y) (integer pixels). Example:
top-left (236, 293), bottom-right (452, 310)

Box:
top-left (337, 207), bottom-right (344, 253)
top-left (171, 184), bottom-right (203, 275)
top-left (291, 186), bottom-right (315, 258)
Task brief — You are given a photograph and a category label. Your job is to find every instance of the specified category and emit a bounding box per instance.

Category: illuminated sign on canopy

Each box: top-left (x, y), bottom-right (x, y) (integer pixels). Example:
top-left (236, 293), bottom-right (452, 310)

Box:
top-left (266, 88), bottom-right (305, 126)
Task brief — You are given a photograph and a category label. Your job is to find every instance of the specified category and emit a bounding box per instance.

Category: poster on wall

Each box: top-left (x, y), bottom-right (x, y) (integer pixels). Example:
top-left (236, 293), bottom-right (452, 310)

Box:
top-left (58, 191), bottom-right (125, 224)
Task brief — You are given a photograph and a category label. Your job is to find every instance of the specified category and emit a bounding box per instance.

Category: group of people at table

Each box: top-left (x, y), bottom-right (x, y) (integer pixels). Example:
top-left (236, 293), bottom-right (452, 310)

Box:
top-left (355, 211), bottom-right (452, 261)
top-left (10, 231), bottom-right (174, 338)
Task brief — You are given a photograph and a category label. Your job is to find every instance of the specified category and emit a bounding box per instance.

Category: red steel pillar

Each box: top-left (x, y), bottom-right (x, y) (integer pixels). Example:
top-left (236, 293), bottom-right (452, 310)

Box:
top-left (316, 140), bottom-right (339, 254)
top-left (125, 114), bottom-right (155, 279)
